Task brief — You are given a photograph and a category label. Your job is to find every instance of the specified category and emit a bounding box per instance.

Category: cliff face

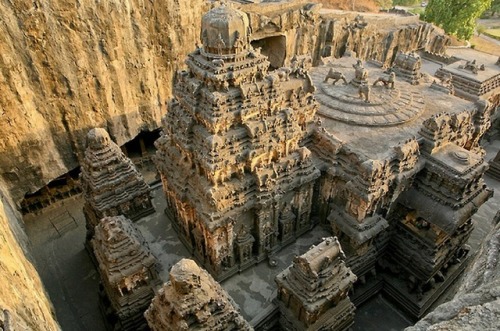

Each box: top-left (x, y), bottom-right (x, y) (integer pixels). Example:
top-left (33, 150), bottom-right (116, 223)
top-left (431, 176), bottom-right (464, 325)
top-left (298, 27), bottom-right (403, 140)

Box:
top-left (0, 189), bottom-right (59, 330)
top-left (317, 11), bottom-right (449, 66)
top-left (0, 0), bottom-right (207, 203)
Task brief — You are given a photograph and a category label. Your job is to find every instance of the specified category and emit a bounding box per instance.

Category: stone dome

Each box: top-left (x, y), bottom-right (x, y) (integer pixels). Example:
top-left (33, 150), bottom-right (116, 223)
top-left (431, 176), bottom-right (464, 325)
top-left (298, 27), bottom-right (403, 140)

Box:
top-left (86, 128), bottom-right (111, 149)
top-left (201, 5), bottom-right (249, 55)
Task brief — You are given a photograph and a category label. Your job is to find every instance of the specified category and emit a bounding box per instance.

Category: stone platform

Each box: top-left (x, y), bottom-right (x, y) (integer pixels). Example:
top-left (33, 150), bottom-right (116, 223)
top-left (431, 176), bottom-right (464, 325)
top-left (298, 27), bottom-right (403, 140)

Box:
top-left (311, 64), bottom-right (426, 126)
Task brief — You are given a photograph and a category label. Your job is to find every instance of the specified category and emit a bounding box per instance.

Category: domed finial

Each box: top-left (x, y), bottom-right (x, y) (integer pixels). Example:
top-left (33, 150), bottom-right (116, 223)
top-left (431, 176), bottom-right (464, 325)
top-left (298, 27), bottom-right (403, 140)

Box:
top-left (86, 128), bottom-right (111, 149)
top-left (200, 5), bottom-right (250, 55)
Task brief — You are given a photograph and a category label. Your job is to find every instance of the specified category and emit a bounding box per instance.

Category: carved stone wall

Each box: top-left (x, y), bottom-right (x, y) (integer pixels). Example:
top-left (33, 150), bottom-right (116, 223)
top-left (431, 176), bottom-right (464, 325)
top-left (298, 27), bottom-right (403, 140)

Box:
top-left (144, 258), bottom-right (252, 331)
top-left (317, 11), bottom-right (449, 67)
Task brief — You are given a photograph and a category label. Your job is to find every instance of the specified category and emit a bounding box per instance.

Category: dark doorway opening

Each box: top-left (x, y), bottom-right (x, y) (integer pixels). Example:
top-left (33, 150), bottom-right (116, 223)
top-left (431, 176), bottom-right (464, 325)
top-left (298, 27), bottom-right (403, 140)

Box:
top-left (122, 129), bottom-right (162, 184)
top-left (122, 129), bottom-right (161, 159)
top-left (20, 167), bottom-right (82, 215)
top-left (251, 35), bottom-right (287, 70)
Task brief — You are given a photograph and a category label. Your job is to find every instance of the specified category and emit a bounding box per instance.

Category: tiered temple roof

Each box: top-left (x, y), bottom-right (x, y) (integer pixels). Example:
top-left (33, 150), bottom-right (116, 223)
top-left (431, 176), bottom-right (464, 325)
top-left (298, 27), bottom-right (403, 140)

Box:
top-left (155, 4), bottom-right (319, 279)
top-left (81, 128), bottom-right (154, 243)
top-left (92, 215), bottom-right (160, 331)
top-left (144, 258), bottom-right (252, 331)
top-left (276, 237), bottom-right (357, 330)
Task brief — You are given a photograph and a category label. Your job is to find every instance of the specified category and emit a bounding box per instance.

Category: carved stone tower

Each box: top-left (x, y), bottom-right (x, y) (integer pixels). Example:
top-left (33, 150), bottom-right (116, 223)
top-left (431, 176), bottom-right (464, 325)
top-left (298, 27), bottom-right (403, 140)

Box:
top-left (144, 258), bottom-right (253, 331)
top-left (92, 215), bottom-right (161, 331)
top-left (155, 4), bottom-right (320, 280)
top-left (81, 128), bottom-right (154, 248)
top-left (276, 237), bottom-right (357, 330)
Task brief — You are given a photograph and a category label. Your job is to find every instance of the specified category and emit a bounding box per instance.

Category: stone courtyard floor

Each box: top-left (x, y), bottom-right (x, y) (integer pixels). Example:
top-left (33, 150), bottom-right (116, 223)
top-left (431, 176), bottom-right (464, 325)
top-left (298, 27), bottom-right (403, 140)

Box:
top-left (24, 139), bottom-right (500, 331)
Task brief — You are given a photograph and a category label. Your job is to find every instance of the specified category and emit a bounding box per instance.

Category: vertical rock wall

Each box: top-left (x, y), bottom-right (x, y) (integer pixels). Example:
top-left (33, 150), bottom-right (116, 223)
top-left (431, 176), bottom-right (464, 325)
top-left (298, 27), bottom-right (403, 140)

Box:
top-left (317, 11), bottom-right (449, 66)
top-left (0, 0), bottom-right (207, 203)
top-left (0, 188), bottom-right (59, 331)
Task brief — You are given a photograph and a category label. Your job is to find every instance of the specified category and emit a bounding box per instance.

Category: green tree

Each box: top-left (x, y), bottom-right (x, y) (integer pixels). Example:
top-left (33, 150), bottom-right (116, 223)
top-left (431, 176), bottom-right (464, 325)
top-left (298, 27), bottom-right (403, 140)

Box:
top-left (424, 0), bottom-right (492, 40)
top-left (487, 0), bottom-right (500, 16)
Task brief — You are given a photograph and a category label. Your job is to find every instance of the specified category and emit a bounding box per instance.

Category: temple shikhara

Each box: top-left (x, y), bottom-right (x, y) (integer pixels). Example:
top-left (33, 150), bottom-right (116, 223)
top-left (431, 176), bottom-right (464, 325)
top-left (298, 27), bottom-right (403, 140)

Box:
top-left (92, 215), bottom-right (161, 331)
top-left (144, 258), bottom-right (252, 331)
top-left (81, 128), bottom-right (154, 248)
top-left (154, 5), bottom-right (320, 280)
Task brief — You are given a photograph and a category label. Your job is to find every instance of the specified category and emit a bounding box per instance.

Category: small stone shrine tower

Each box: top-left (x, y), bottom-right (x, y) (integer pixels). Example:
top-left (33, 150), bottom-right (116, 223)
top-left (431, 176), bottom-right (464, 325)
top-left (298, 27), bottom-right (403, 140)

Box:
top-left (92, 215), bottom-right (161, 331)
top-left (384, 114), bottom-right (493, 316)
top-left (144, 258), bottom-right (253, 331)
top-left (81, 128), bottom-right (154, 246)
top-left (155, 4), bottom-right (319, 280)
top-left (276, 237), bottom-right (357, 331)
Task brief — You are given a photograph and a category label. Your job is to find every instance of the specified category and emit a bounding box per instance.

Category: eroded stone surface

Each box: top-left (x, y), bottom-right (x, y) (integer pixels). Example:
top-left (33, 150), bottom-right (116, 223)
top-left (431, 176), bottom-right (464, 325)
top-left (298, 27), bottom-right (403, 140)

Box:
top-left (144, 258), bottom-right (253, 331)
top-left (276, 237), bottom-right (357, 330)
top-left (0, 0), bottom-right (207, 204)
top-left (81, 128), bottom-right (154, 245)
top-left (92, 215), bottom-right (161, 331)
top-left (155, 4), bottom-right (320, 280)
top-left (0, 192), bottom-right (59, 331)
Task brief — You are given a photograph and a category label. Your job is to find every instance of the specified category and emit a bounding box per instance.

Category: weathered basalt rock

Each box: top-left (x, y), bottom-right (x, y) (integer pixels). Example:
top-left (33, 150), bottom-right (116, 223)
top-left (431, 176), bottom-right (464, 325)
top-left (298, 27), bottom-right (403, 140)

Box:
top-left (0, 0), bottom-right (207, 204)
top-left (0, 190), bottom-right (59, 331)
top-left (92, 215), bottom-right (161, 331)
top-left (81, 128), bottom-right (154, 247)
top-left (155, 4), bottom-right (320, 280)
top-left (276, 237), bottom-right (357, 331)
top-left (144, 258), bottom-right (252, 331)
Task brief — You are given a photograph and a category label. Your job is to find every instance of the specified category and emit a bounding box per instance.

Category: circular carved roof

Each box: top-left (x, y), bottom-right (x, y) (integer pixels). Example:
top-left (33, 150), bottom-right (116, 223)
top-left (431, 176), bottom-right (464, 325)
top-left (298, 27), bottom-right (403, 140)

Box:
top-left (311, 65), bottom-right (425, 127)
top-left (201, 5), bottom-right (249, 55)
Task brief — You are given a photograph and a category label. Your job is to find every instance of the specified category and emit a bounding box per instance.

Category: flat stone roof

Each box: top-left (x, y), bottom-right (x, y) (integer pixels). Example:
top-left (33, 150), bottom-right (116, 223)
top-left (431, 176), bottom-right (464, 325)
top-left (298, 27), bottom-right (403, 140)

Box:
top-left (310, 57), bottom-right (475, 160)
top-left (441, 58), bottom-right (500, 84)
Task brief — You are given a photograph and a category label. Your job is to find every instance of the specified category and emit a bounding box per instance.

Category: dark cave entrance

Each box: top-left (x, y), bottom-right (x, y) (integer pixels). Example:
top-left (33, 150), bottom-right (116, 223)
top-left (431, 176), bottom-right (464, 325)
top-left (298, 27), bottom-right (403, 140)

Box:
top-left (122, 129), bottom-right (161, 160)
top-left (251, 35), bottom-right (287, 70)
top-left (121, 129), bottom-right (162, 184)
top-left (20, 167), bottom-right (82, 215)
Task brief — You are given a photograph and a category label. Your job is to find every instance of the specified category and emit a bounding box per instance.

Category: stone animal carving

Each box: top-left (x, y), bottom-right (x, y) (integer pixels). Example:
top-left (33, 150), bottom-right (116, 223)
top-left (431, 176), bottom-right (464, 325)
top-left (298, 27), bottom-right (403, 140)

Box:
top-left (353, 60), bottom-right (368, 81)
top-left (324, 69), bottom-right (347, 85)
top-left (373, 72), bottom-right (395, 89)
top-left (358, 83), bottom-right (370, 103)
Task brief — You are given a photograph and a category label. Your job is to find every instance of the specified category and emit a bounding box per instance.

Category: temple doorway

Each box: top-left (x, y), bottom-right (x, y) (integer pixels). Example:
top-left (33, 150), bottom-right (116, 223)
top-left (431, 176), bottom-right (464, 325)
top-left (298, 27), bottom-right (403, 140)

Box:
top-left (251, 35), bottom-right (287, 70)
